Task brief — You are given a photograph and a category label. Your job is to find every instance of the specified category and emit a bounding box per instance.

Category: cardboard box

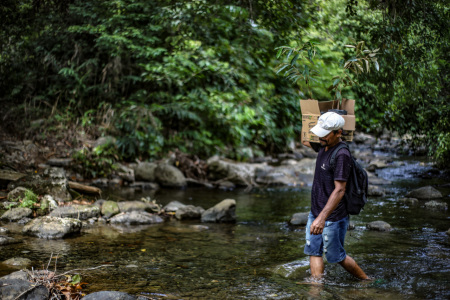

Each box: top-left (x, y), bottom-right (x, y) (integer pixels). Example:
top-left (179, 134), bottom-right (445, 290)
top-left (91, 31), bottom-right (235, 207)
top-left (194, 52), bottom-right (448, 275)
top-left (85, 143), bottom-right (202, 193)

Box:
top-left (300, 99), bottom-right (355, 142)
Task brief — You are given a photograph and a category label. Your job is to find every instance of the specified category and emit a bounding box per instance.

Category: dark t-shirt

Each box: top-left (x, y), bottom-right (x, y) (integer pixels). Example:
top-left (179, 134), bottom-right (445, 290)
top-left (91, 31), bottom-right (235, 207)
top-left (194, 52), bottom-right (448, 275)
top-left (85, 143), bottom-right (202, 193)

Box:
top-left (311, 141), bottom-right (351, 221)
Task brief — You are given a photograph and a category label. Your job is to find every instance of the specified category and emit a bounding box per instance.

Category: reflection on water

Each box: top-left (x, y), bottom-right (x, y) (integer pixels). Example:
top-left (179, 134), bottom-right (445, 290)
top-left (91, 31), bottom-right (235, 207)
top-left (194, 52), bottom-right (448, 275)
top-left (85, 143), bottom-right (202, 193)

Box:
top-left (0, 160), bottom-right (449, 299)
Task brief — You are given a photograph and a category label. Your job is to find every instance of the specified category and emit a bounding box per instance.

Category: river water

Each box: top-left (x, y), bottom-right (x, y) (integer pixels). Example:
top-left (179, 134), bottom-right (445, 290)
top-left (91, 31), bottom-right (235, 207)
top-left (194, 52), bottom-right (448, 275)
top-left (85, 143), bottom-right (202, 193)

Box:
top-left (0, 158), bottom-right (449, 299)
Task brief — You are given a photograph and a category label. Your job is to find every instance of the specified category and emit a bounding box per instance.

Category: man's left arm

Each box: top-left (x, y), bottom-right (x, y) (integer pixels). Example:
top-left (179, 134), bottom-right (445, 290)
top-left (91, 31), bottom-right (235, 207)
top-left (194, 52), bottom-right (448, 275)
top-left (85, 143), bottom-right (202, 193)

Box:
top-left (310, 180), bottom-right (347, 235)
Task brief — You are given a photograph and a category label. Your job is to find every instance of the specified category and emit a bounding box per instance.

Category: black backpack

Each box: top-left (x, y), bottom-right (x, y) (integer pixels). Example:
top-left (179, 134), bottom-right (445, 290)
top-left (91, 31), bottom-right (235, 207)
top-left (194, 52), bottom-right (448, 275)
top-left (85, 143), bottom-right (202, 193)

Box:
top-left (329, 143), bottom-right (369, 215)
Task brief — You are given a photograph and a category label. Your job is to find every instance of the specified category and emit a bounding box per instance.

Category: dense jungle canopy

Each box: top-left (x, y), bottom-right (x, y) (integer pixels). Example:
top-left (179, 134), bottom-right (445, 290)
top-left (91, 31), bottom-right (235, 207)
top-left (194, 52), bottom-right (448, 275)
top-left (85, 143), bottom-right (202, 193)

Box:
top-left (0, 0), bottom-right (449, 167)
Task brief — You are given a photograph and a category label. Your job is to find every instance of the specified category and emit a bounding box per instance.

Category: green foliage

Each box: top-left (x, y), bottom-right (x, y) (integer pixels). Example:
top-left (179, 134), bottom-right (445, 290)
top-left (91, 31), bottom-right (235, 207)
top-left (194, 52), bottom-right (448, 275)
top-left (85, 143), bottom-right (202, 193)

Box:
top-left (18, 189), bottom-right (39, 209)
top-left (72, 143), bottom-right (118, 179)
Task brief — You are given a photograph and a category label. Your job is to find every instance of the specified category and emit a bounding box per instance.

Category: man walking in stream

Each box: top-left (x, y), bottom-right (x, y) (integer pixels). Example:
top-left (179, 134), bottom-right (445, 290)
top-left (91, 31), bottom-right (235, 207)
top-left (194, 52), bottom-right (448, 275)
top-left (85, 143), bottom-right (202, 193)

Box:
top-left (302, 112), bottom-right (368, 280)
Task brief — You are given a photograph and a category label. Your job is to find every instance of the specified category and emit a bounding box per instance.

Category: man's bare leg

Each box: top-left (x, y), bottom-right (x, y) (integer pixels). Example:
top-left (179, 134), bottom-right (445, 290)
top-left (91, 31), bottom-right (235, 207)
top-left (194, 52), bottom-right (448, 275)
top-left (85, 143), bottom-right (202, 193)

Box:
top-left (310, 256), bottom-right (325, 278)
top-left (338, 255), bottom-right (368, 280)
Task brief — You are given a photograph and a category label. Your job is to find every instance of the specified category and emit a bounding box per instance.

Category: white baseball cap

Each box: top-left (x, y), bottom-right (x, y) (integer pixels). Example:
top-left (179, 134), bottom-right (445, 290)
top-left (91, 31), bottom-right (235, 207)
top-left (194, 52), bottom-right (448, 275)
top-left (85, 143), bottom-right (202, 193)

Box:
top-left (310, 112), bottom-right (345, 138)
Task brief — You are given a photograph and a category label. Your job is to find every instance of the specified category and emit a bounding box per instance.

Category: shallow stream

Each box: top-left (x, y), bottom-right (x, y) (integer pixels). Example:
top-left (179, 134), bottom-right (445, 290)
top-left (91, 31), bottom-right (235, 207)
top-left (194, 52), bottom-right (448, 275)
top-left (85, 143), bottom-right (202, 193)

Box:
top-left (1, 158), bottom-right (449, 299)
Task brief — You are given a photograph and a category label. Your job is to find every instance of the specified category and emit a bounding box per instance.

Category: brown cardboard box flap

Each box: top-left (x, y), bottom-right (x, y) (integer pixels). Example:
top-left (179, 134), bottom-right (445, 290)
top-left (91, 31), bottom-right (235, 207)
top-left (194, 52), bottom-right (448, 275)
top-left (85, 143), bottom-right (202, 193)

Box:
top-left (299, 99), bottom-right (320, 115)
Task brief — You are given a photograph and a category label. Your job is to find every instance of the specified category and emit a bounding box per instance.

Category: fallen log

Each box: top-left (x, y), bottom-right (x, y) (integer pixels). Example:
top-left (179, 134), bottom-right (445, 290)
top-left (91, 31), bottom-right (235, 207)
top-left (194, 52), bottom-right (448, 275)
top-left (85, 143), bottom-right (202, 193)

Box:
top-left (68, 181), bottom-right (101, 195)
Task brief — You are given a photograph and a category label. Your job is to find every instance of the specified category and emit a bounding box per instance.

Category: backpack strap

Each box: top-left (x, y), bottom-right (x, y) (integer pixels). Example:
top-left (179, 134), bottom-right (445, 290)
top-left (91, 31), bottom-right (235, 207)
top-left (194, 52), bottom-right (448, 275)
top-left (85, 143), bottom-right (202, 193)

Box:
top-left (329, 142), bottom-right (350, 171)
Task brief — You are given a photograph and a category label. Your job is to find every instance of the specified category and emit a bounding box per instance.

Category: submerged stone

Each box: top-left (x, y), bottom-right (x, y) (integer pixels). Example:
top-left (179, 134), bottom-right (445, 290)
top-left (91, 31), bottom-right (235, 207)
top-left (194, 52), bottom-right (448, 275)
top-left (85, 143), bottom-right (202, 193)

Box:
top-left (406, 186), bottom-right (443, 200)
top-left (366, 221), bottom-right (392, 231)
top-left (22, 216), bottom-right (82, 239)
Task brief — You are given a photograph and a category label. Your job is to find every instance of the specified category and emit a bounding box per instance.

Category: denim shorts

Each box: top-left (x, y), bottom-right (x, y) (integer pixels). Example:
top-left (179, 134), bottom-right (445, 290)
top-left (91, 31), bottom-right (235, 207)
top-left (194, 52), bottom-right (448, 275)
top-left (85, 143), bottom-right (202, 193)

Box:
top-left (303, 212), bottom-right (349, 263)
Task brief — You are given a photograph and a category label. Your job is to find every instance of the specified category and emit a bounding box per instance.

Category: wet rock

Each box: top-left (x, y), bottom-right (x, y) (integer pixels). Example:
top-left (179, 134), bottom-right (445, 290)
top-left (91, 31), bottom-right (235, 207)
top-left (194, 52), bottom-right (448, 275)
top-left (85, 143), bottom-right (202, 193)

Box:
top-left (255, 165), bottom-right (307, 187)
top-left (0, 279), bottom-right (49, 300)
top-left (2, 257), bottom-right (32, 268)
top-left (207, 156), bottom-right (260, 186)
top-left (134, 162), bottom-right (157, 182)
top-left (0, 236), bottom-right (21, 246)
top-left (118, 201), bottom-right (160, 213)
top-left (109, 211), bottom-right (164, 225)
top-left (0, 170), bottom-right (26, 188)
top-left (368, 185), bottom-right (386, 197)
top-left (154, 164), bottom-right (187, 188)
top-left (7, 187), bottom-right (28, 201)
top-left (271, 259), bottom-right (310, 279)
top-left (0, 270), bottom-right (28, 280)
top-left (289, 212), bottom-right (309, 226)
top-left (201, 199), bottom-right (236, 223)
top-left (367, 173), bottom-right (392, 185)
top-left (398, 198), bottom-right (419, 206)
top-left (163, 201), bottom-right (186, 212)
top-left (115, 163), bottom-right (135, 183)
top-left (101, 201), bottom-right (120, 219)
top-left (407, 186), bottom-right (443, 200)
top-left (424, 201), bottom-right (448, 211)
top-left (82, 291), bottom-right (137, 300)
top-left (40, 195), bottom-right (58, 211)
top-left (175, 205), bottom-right (205, 220)
top-left (22, 216), bottom-right (82, 239)
top-left (348, 221), bottom-right (356, 230)
top-left (367, 159), bottom-right (389, 172)
top-left (366, 221), bottom-right (391, 231)
top-left (0, 227), bottom-right (9, 234)
top-left (7, 167), bottom-right (72, 202)
top-left (49, 205), bottom-right (100, 220)
top-left (18, 218), bottom-right (32, 225)
top-left (0, 207), bottom-right (33, 222)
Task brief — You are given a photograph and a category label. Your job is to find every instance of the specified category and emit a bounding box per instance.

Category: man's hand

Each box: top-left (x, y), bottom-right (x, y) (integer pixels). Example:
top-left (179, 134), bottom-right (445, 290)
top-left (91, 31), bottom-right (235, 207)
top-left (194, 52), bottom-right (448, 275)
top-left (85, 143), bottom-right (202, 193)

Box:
top-left (310, 216), bottom-right (325, 235)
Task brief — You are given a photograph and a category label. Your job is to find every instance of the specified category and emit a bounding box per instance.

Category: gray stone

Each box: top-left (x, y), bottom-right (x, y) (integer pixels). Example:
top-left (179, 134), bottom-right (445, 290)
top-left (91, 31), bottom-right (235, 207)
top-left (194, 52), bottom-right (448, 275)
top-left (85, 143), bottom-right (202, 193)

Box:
top-left (0, 270), bottom-right (28, 281)
top-left (0, 207), bottom-right (33, 222)
top-left (424, 200), bottom-right (448, 211)
top-left (2, 257), bottom-right (32, 268)
top-left (115, 163), bottom-right (135, 182)
top-left (0, 236), bottom-right (21, 246)
top-left (109, 211), bottom-right (164, 225)
top-left (207, 157), bottom-right (261, 186)
top-left (2, 202), bottom-right (19, 209)
top-left (101, 201), bottom-right (120, 219)
top-left (22, 216), bottom-right (82, 239)
top-left (41, 195), bottom-right (58, 211)
top-left (92, 136), bottom-right (116, 148)
top-left (398, 198), bottom-right (419, 205)
top-left (368, 185), bottom-right (386, 197)
top-left (82, 291), bottom-right (137, 300)
top-left (154, 164), bottom-right (187, 188)
top-left (175, 205), bottom-right (205, 220)
top-left (407, 186), bottom-right (443, 200)
top-left (0, 279), bottom-right (49, 300)
top-left (118, 201), bottom-right (160, 213)
top-left (366, 221), bottom-right (392, 231)
top-left (134, 162), bottom-right (158, 182)
top-left (7, 167), bottom-right (72, 202)
top-left (218, 180), bottom-right (236, 190)
top-left (49, 205), bottom-right (100, 220)
top-left (289, 212), bottom-right (309, 226)
top-left (367, 159), bottom-right (389, 172)
top-left (7, 187), bottom-right (28, 201)
top-left (163, 201), bottom-right (187, 212)
top-left (0, 227), bottom-right (9, 234)
top-left (201, 199), bottom-right (236, 223)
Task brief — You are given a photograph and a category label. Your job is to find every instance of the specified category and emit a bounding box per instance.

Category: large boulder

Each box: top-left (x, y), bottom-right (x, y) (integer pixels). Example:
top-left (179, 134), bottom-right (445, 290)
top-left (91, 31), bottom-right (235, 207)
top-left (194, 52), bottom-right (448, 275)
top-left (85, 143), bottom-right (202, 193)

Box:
top-left (0, 279), bottom-right (49, 300)
top-left (154, 164), bottom-right (187, 188)
top-left (134, 162), bottom-right (158, 182)
top-left (207, 157), bottom-right (262, 186)
top-left (406, 186), bottom-right (443, 200)
top-left (22, 216), bottom-right (82, 239)
top-left (49, 205), bottom-right (100, 220)
top-left (109, 211), bottom-right (164, 225)
top-left (201, 199), bottom-right (236, 223)
top-left (7, 167), bottom-right (71, 202)
top-left (175, 205), bottom-right (205, 220)
top-left (1, 207), bottom-right (32, 222)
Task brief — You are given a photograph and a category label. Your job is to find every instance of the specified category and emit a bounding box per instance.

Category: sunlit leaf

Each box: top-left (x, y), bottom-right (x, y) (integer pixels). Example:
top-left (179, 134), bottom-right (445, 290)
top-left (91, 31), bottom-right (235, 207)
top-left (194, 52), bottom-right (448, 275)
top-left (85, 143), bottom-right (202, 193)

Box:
top-left (345, 45), bottom-right (356, 48)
